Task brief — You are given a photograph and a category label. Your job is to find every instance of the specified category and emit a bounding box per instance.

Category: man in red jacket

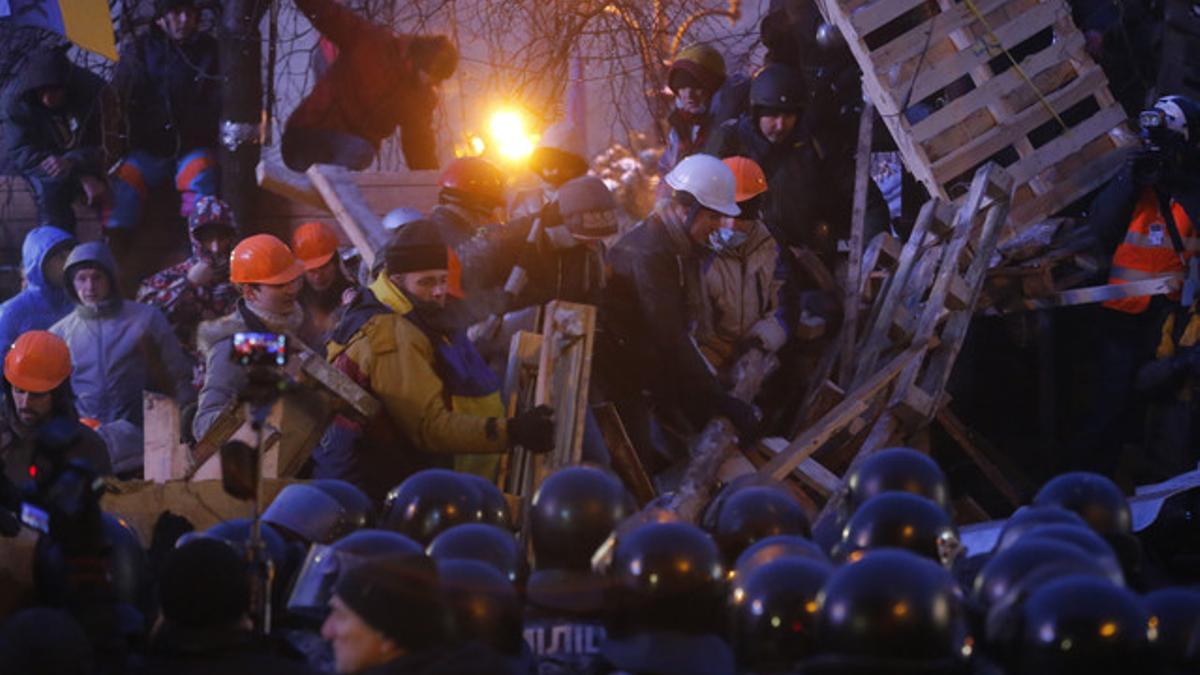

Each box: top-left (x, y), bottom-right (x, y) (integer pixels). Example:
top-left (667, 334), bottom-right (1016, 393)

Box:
top-left (283, 0), bottom-right (458, 172)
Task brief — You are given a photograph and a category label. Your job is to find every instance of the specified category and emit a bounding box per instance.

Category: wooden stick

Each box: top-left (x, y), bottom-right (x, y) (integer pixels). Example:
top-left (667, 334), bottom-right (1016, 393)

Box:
top-left (839, 99), bottom-right (876, 386)
top-left (935, 407), bottom-right (1023, 508)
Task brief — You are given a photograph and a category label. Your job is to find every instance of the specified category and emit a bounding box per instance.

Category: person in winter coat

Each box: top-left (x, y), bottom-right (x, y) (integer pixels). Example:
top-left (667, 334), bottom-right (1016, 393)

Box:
top-left (698, 157), bottom-right (792, 379)
top-left (292, 221), bottom-right (356, 339)
top-left (1067, 95), bottom-right (1200, 474)
top-left (0, 330), bottom-right (111, 486)
top-left (137, 196), bottom-right (240, 388)
top-left (317, 219), bottom-right (554, 499)
top-left (322, 553), bottom-right (520, 674)
top-left (108, 0), bottom-right (220, 230)
top-left (1134, 297), bottom-right (1200, 483)
top-left (657, 44), bottom-right (727, 178)
top-left (283, 0), bottom-right (458, 171)
top-left (193, 235), bottom-right (321, 441)
top-left (50, 242), bottom-right (195, 429)
top-left (3, 50), bottom-right (109, 233)
top-left (0, 225), bottom-right (75, 361)
top-left (598, 154), bottom-right (760, 469)
top-left (137, 538), bottom-right (321, 675)
top-left (705, 62), bottom-right (888, 260)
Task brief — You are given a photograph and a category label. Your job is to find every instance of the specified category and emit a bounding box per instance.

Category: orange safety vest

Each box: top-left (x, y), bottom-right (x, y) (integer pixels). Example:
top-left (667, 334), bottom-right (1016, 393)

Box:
top-left (1104, 188), bottom-right (1198, 314)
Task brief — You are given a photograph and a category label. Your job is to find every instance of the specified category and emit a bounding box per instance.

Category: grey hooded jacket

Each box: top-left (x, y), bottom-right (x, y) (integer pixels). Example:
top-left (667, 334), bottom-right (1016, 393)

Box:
top-left (50, 242), bottom-right (195, 427)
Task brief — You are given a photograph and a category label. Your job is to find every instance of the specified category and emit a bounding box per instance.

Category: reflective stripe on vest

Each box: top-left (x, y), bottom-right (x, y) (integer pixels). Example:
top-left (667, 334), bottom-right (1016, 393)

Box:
top-left (1104, 189), bottom-right (1196, 314)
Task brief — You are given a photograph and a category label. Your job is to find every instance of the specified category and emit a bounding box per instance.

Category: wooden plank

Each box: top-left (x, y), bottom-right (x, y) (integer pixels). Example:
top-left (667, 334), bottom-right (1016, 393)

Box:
top-left (1005, 140), bottom-right (1131, 240)
top-left (256, 158), bottom-right (328, 210)
top-left (1005, 103), bottom-right (1130, 186)
top-left (533, 302), bottom-right (597, 484)
top-left (760, 348), bottom-right (920, 481)
top-left (985, 275), bottom-right (1181, 314)
top-left (892, 165), bottom-right (1000, 399)
top-left (593, 402), bottom-right (656, 506)
top-left (849, 0), bottom-right (937, 37)
top-left (929, 66), bottom-right (1108, 185)
top-left (912, 32), bottom-right (1086, 146)
top-left (839, 100), bottom-right (876, 386)
top-left (902, 1), bottom-right (1064, 106)
top-left (911, 195), bottom-right (1010, 418)
top-left (292, 348), bottom-right (380, 419)
top-left (936, 407), bottom-right (1023, 507)
top-left (306, 164), bottom-right (391, 269)
top-left (759, 437), bottom-right (840, 496)
top-left (143, 392), bottom-right (190, 483)
top-left (872, 0), bottom-right (1033, 67)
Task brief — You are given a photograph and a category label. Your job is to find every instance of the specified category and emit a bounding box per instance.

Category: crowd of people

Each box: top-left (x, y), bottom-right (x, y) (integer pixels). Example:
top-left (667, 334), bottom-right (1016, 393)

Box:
top-left (0, 0), bottom-right (1198, 673)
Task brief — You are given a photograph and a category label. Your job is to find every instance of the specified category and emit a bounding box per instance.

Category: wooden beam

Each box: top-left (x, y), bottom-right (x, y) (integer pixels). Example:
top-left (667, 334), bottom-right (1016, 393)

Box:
top-left (839, 100), bottom-right (876, 386)
top-left (306, 164), bottom-right (390, 269)
top-left (256, 158), bottom-right (328, 210)
top-left (758, 437), bottom-right (840, 497)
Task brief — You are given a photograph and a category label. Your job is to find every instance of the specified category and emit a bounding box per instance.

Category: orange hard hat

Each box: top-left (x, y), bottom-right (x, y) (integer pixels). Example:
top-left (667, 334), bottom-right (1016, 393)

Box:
top-left (229, 234), bottom-right (305, 285)
top-left (722, 156), bottom-right (768, 203)
top-left (4, 330), bottom-right (72, 393)
top-left (291, 221), bottom-right (340, 271)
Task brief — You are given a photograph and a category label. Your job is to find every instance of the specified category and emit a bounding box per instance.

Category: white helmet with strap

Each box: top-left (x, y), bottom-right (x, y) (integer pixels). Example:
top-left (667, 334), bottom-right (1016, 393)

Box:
top-left (664, 153), bottom-right (741, 217)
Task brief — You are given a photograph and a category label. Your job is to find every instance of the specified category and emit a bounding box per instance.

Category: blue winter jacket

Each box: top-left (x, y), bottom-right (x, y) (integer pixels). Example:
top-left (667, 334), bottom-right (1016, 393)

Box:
top-left (0, 226), bottom-right (76, 358)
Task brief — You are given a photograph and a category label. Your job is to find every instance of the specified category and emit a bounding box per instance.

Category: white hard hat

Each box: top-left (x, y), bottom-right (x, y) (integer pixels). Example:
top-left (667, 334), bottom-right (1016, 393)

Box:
top-left (382, 207), bottom-right (425, 231)
top-left (537, 121), bottom-right (586, 159)
top-left (664, 154), bottom-right (740, 217)
top-left (1153, 95), bottom-right (1200, 143)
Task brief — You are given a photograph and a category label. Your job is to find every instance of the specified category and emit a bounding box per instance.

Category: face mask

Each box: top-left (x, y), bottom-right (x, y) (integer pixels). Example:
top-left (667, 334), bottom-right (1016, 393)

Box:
top-left (708, 227), bottom-right (748, 252)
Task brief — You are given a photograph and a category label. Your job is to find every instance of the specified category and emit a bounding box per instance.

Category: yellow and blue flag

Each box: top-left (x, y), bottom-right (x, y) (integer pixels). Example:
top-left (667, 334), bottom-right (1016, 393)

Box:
top-left (0, 0), bottom-right (118, 61)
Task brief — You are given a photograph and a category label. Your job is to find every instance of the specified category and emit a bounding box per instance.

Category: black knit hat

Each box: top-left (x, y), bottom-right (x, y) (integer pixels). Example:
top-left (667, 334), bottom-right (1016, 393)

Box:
top-left (383, 218), bottom-right (448, 275)
top-left (155, 0), bottom-right (198, 18)
top-left (159, 538), bottom-right (250, 629)
top-left (333, 553), bottom-right (451, 650)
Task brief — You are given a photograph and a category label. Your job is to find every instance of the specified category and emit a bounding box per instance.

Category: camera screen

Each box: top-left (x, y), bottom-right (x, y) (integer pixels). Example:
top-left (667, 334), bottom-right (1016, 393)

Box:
top-left (20, 502), bottom-right (50, 534)
top-left (232, 332), bottom-right (288, 367)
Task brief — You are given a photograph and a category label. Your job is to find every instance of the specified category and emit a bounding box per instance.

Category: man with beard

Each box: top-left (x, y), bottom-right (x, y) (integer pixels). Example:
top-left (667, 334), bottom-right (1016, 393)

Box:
top-left (316, 219), bottom-right (554, 498)
top-left (291, 221), bottom-right (356, 339)
top-left (0, 330), bottom-right (110, 485)
top-left (137, 196), bottom-right (240, 388)
top-left (193, 234), bottom-right (321, 440)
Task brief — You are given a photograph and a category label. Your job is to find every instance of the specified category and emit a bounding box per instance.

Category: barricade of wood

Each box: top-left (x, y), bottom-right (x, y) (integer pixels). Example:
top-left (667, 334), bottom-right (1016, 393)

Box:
top-left (818, 0), bottom-right (1136, 243)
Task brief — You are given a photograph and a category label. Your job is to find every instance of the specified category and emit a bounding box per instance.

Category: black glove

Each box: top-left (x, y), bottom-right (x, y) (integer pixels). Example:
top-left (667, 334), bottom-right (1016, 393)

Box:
top-left (1131, 148), bottom-right (1167, 187)
top-left (712, 394), bottom-right (762, 445)
top-left (1175, 345), bottom-right (1200, 375)
top-left (507, 405), bottom-right (556, 454)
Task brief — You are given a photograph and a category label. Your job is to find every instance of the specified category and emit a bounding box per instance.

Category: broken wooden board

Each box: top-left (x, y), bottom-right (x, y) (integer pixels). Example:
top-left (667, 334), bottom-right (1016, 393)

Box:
top-left (306, 164), bottom-right (391, 268)
top-left (143, 392), bottom-right (191, 483)
top-left (257, 158), bottom-right (328, 210)
top-left (594, 402), bottom-right (656, 506)
top-left (935, 407), bottom-right (1024, 507)
top-left (531, 302), bottom-right (597, 487)
top-left (502, 330), bottom-right (545, 500)
top-left (286, 346), bottom-right (381, 420)
top-left (817, 0), bottom-right (1136, 242)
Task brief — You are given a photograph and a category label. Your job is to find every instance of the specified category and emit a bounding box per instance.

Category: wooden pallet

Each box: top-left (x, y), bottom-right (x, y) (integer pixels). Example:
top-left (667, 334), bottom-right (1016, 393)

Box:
top-left (760, 164), bottom-right (1019, 516)
top-left (818, 0), bottom-right (1136, 242)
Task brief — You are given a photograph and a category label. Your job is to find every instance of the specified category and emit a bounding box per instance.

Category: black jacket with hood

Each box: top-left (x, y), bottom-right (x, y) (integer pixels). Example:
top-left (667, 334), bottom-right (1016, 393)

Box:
top-left (3, 50), bottom-right (105, 177)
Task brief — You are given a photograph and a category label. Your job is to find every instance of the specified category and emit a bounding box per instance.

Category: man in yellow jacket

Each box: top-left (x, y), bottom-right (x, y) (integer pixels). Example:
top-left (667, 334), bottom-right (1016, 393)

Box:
top-left (316, 218), bottom-right (554, 499)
